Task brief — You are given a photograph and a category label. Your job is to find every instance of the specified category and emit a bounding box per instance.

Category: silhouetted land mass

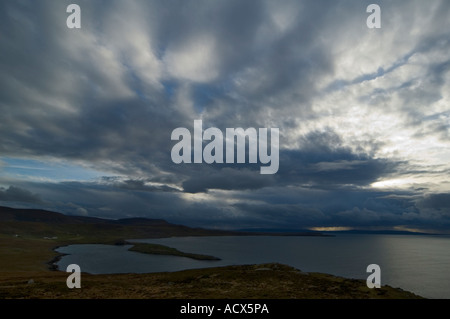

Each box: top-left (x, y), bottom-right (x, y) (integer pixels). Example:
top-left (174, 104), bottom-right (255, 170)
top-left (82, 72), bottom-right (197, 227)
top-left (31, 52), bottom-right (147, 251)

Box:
top-left (0, 206), bottom-right (325, 241)
top-left (0, 206), bottom-right (237, 240)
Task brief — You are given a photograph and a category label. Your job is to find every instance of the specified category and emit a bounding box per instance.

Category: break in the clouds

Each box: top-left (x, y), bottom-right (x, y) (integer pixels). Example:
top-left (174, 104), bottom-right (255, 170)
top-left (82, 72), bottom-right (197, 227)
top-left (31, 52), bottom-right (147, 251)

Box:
top-left (0, 0), bottom-right (449, 232)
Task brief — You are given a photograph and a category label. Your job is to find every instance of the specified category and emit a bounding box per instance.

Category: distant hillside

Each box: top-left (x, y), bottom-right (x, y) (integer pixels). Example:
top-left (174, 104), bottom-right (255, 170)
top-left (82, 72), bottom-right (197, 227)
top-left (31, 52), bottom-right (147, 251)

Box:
top-left (0, 206), bottom-right (166, 225)
top-left (0, 206), bottom-right (78, 223)
top-left (0, 206), bottom-right (239, 242)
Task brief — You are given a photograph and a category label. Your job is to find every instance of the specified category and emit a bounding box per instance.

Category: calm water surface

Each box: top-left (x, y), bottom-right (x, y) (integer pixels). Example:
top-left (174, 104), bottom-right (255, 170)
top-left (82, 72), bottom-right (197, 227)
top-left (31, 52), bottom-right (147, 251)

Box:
top-left (56, 234), bottom-right (450, 298)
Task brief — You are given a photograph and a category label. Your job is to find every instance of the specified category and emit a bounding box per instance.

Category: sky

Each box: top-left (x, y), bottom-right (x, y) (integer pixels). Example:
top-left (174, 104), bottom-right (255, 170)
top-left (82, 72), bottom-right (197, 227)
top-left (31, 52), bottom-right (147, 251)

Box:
top-left (0, 0), bottom-right (449, 232)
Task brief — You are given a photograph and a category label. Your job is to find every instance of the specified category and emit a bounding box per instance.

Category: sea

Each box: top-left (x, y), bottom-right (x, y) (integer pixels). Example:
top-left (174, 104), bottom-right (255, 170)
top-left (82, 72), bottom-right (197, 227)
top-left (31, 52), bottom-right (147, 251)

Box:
top-left (55, 234), bottom-right (450, 299)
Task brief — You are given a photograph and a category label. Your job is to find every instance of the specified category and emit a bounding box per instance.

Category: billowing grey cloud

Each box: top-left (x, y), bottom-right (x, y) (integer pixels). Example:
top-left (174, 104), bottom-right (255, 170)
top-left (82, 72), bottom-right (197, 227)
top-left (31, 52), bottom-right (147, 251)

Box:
top-left (2, 177), bottom-right (449, 232)
top-left (416, 194), bottom-right (450, 215)
top-left (0, 186), bottom-right (43, 204)
top-left (277, 129), bottom-right (402, 188)
top-left (182, 167), bottom-right (275, 193)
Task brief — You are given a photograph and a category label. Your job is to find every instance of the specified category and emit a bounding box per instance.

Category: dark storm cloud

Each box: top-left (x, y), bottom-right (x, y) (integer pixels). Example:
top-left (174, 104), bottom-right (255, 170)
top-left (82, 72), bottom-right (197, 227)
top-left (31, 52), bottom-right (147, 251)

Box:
top-left (0, 186), bottom-right (43, 204)
top-left (182, 167), bottom-right (275, 193)
top-left (10, 180), bottom-right (186, 220)
top-left (417, 194), bottom-right (450, 213)
top-left (2, 177), bottom-right (449, 232)
top-left (281, 153), bottom-right (400, 188)
top-left (232, 202), bottom-right (329, 229)
top-left (225, 187), bottom-right (449, 231)
top-left (277, 129), bottom-right (402, 188)
top-left (178, 148), bottom-right (399, 193)
top-left (173, 127), bottom-right (401, 194)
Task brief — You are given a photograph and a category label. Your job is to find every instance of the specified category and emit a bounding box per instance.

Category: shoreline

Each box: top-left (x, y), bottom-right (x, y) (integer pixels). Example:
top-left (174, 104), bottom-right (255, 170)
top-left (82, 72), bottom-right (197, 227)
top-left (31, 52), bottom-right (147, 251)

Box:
top-left (47, 245), bottom-right (68, 271)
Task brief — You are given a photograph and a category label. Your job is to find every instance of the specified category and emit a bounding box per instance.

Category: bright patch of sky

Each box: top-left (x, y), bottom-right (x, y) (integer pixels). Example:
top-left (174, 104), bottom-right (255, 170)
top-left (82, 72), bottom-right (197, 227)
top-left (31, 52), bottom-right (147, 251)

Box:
top-left (0, 157), bottom-right (107, 183)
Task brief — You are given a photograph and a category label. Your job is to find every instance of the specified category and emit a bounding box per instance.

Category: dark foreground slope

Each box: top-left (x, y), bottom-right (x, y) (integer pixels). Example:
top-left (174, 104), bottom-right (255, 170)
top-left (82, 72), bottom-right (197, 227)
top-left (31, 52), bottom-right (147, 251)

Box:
top-left (0, 263), bottom-right (421, 299)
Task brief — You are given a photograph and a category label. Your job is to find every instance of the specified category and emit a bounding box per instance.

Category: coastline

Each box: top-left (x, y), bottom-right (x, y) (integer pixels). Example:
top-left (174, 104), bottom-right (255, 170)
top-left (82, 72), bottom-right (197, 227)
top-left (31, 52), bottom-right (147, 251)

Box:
top-left (46, 247), bottom-right (68, 271)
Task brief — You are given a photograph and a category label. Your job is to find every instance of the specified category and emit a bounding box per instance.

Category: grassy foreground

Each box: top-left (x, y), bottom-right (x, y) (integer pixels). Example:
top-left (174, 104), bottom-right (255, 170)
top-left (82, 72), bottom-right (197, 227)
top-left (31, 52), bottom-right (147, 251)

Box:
top-left (0, 263), bottom-right (422, 299)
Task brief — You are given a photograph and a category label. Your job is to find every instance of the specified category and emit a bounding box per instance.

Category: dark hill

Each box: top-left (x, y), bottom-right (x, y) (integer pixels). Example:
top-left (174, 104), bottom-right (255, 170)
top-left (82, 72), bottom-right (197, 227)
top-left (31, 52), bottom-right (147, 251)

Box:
top-left (0, 206), bottom-right (170, 225)
top-left (0, 206), bottom-right (327, 242)
top-left (0, 206), bottom-right (238, 241)
top-left (0, 206), bottom-right (75, 223)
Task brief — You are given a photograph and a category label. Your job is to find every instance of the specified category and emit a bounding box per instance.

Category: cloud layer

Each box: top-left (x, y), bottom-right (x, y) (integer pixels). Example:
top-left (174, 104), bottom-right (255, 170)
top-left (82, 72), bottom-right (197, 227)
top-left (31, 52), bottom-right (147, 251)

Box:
top-left (0, 0), bottom-right (449, 232)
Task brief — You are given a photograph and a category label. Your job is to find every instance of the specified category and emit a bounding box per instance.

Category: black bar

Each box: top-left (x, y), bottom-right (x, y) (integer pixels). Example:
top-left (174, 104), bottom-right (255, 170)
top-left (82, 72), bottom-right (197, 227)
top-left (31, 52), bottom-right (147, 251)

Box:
top-left (0, 299), bottom-right (447, 318)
